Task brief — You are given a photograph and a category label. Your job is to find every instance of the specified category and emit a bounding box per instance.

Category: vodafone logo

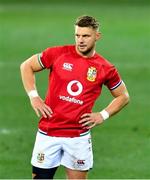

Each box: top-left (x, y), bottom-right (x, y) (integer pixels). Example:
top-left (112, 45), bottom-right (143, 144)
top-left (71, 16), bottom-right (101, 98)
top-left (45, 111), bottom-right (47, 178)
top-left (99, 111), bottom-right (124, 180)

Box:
top-left (59, 80), bottom-right (83, 105)
top-left (67, 80), bottom-right (83, 96)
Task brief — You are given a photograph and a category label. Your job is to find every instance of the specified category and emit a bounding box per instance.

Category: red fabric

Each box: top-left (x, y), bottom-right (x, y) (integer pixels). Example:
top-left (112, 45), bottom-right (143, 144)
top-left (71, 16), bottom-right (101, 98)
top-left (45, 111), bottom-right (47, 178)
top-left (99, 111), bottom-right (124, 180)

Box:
top-left (38, 45), bottom-right (121, 137)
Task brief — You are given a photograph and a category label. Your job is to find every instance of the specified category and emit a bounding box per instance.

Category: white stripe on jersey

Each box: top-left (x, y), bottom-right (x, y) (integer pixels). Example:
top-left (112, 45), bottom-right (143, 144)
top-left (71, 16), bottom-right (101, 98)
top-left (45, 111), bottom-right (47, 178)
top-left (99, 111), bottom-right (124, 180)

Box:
top-left (110, 80), bottom-right (122, 90)
top-left (37, 53), bottom-right (45, 68)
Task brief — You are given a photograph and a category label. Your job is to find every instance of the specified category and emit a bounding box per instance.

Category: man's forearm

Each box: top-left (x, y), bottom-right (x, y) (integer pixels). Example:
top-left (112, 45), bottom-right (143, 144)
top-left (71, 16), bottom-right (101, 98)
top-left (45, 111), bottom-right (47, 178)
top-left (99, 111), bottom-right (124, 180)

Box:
top-left (20, 55), bottom-right (43, 95)
top-left (20, 61), bottom-right (37, 94)
top-left (105, 93), bottom-right (130, 117)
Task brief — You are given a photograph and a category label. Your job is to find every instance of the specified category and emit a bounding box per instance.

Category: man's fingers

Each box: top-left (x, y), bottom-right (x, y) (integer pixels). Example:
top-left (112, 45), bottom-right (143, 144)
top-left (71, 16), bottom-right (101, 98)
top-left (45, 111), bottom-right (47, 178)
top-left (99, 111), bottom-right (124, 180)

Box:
top-left (33, 106), bottom-right (52, 119)
top-left (38, 107), bottom-right (52, 118)
top-left (80, 112), bottom-right (104, 129)
top-left (86, 123), bottom-right (96, 129)
top-left (79, 117), bottom-right (91, 123)
top-left (30, 97), bottom-right (53, 118)
top-left (43, 106), bottom-right (53, 118)
top-left (34, 108), bottom-right (40, 117)
top-left (44, 105), bottom-right (53, 116)
top-left (45, 105), bottom-right (53, 114)
top-left (79, 116), bottom-right (95, 128)
top-left (34, 107), bottom-right (46, 118)
top-left (41, 110), bottom-right (49, 118)
top-left (81, 120), bottom-right (93, 127)
top-left (80, 113), bottom-right (90, 118)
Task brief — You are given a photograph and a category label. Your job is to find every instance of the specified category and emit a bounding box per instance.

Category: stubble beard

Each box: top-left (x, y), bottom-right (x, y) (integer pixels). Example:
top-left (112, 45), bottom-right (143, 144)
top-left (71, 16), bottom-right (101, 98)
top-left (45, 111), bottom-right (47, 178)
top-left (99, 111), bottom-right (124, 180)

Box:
top-left (77, 45), bottom-right (95, 56)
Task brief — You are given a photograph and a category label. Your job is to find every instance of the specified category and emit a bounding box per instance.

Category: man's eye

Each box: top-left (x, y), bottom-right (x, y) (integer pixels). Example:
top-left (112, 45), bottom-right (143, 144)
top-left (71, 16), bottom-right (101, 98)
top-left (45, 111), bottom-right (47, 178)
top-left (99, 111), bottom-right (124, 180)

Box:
top-left (83, 35), bottom-right (90, 37)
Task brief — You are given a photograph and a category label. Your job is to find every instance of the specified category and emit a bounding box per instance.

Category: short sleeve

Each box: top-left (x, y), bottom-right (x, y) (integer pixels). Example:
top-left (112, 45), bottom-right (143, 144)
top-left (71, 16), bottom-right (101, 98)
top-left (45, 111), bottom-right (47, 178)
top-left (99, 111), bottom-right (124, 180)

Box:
top-left (38, 46), bottom-right (65, 69)
top-left (104, 66), bottom-right (122, 90)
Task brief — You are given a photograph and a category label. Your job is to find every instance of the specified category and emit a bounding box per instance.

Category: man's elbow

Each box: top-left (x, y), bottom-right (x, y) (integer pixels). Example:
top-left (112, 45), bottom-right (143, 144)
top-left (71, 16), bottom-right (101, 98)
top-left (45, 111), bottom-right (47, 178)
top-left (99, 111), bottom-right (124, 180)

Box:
top-left (20, 61), bottom-right (26, 74)
top-left (124, 92), bottom-right (130, 106)
top-left (20, 60), bottom-right (31, 73)
top-left (20, 61), bottom-right (26, 72)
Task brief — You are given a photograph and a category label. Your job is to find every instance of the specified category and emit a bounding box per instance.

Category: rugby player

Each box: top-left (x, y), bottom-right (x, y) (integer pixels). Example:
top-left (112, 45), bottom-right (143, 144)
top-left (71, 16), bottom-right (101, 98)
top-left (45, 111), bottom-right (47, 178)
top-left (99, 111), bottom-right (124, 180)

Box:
top-left (20, 15), bottom-right (130, 179)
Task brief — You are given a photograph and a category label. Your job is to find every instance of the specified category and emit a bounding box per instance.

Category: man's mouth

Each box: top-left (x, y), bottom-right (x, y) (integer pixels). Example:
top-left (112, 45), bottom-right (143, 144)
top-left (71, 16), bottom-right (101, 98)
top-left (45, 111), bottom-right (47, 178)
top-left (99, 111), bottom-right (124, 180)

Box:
top-left (78, 44), bottom-right (86, 48)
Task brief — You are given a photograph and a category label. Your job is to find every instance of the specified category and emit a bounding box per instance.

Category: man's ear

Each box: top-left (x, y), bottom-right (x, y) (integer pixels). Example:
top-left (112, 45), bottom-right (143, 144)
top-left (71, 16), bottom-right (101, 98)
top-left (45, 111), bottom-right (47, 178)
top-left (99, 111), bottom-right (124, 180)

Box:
top-left (96, 32), bottom-right (101, 41)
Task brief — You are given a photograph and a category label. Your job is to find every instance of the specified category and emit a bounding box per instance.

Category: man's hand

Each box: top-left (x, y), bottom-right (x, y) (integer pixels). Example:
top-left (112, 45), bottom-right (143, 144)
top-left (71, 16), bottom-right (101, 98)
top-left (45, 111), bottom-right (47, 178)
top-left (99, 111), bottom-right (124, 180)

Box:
top-left (30, 96), bottom-right (53, 119)
top-left (79, 112), bottom-right (104, 129)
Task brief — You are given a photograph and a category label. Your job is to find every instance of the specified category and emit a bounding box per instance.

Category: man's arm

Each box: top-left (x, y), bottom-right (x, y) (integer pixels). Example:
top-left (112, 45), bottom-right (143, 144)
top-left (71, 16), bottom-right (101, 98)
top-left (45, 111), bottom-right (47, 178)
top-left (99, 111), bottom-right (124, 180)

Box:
top-left (80, 82), bottom-right (130, 129)
top-left (105, 82), bottom-right (129, 116)
top-left (20, 54), bottom-right (52, 118)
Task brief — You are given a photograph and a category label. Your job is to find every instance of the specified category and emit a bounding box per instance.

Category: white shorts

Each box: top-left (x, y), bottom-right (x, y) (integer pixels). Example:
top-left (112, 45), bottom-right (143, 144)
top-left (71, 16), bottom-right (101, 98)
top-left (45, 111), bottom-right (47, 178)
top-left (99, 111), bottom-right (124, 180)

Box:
top-left (31, 131), bottom-right (93, 171)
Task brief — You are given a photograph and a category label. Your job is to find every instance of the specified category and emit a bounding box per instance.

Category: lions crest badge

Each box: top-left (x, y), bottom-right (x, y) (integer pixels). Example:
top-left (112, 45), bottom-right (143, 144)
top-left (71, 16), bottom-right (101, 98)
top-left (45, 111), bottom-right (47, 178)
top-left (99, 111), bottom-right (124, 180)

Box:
top-left (37, 153), bottom-right (45, 163)
top-left (87, 67), bottom-right (97, 82)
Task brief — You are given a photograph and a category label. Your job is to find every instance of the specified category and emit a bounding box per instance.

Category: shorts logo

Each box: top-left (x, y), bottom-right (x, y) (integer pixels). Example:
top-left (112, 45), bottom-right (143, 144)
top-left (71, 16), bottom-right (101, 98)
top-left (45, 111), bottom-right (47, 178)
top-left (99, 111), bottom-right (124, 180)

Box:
top-left (77, 160), bottom-right (85, 166)
top-left (73, 159), bottom-right (86, 169)
top-left (67, 80), bottom-right (83, 96)
top-left (87, 67), bottom-right (97, 82)
top-left (37, 153), bottom-right (45, 163)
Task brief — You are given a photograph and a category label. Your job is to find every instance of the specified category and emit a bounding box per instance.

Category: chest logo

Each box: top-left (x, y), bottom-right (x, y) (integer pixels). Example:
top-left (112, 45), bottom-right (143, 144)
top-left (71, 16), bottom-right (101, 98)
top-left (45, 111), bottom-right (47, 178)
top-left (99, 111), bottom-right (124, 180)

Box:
top-left (67, 80), bottom-right (83, 96)
top-left (87, 67), bottom-right (97, 82)
top-left (63, 63), bottom-right (73, 71)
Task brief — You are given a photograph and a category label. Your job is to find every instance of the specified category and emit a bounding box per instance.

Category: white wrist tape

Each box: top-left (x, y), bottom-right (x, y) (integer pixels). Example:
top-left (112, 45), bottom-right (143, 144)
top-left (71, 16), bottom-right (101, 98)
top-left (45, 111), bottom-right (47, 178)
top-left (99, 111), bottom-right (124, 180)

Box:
top-left (100, 109), bottom-right (109, 121)
top-left (28, 90), bottom-right (39, 98)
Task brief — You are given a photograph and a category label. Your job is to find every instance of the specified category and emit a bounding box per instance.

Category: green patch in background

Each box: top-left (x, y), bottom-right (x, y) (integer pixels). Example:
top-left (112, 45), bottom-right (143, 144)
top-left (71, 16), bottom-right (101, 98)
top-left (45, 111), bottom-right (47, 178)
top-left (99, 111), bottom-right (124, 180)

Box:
top-left (0, 0), bottom-right (150, 178)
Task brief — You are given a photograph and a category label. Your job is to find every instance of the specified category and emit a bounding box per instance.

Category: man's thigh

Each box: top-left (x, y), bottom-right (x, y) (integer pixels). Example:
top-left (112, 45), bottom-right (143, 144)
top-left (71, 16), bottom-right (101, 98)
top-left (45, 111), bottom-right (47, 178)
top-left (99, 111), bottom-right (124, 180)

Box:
top-left (61, 133), bottom-right (93, 171)
top-left (31, 132), bottom-right (62, 169)
top-left (65, 167), bottom-right (88, 179)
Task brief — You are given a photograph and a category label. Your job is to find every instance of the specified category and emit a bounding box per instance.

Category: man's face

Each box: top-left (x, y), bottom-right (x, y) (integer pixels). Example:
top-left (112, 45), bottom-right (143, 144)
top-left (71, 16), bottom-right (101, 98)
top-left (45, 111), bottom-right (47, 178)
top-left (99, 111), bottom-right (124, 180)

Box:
top-left (75, 26), bottom-right (100, 55)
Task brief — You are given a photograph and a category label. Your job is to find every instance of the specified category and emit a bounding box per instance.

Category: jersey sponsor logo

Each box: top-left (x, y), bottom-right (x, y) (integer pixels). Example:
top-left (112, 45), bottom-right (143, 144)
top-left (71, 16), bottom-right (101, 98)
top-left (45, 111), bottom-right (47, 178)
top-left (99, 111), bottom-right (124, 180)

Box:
top-left (59, 80), bottom-right (83, 105)
top-left (87, 67), bottom-right (97, 82)
top-left (59, 95), bottom-right (83, 105)
top-left (63, 63), bottom-right (73, 71)
top-left (67, 80), bottom-right (83, 96)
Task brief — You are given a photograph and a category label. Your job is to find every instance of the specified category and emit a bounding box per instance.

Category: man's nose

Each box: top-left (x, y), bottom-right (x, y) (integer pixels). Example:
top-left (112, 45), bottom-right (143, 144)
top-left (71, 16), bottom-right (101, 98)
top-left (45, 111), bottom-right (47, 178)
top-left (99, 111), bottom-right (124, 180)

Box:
top-left (78, 36), bottom-right (84, 43)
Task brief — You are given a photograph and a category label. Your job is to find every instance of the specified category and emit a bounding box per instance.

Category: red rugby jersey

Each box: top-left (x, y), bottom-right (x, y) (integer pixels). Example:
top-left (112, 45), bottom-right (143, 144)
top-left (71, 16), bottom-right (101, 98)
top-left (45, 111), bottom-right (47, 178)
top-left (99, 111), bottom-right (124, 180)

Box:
top-left (37, 45), bottom-right (122, 137)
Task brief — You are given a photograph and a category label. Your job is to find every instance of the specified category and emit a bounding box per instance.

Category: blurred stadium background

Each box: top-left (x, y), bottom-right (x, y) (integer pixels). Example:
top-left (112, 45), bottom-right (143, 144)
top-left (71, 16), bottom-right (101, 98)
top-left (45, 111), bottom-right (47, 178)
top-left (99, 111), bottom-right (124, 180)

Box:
top-left (0, 0), bottom-right (150, 178)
